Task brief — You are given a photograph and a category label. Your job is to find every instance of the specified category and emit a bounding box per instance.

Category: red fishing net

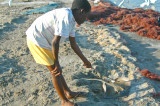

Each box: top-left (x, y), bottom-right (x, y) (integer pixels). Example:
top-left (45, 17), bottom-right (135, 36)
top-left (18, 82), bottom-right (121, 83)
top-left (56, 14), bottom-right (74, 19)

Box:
top-left (140, 69), bottom-right (160, 81)
top-left (88, 1), bottom-right (160, 40)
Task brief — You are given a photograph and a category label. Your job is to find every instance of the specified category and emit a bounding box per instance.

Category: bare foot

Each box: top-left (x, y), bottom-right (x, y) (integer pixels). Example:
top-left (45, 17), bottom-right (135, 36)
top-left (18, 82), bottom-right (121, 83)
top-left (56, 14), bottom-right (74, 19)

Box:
top-left (62, 100), bottom-right (77, 106)
top-left (65, 91), bottom-right (85, 99)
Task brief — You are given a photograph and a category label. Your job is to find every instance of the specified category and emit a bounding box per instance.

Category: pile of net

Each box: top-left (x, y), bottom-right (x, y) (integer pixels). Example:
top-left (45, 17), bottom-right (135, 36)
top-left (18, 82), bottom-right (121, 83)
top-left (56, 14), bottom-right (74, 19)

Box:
top-left (88, 1), bottom-right (160, 40)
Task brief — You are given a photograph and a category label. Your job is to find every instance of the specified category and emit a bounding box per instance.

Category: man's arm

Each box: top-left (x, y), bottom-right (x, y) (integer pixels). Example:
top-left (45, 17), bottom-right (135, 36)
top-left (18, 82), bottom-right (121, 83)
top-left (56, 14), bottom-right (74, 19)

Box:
top-left (69, 36), bottom-right (92, 68)
top-left (52, 35), bottom-right (62, 76)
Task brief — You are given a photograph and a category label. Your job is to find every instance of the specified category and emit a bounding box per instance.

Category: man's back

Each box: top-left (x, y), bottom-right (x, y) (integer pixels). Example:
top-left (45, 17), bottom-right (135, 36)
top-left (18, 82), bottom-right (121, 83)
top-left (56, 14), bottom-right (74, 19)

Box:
top-left (26, 8), bottom-right (75, 50)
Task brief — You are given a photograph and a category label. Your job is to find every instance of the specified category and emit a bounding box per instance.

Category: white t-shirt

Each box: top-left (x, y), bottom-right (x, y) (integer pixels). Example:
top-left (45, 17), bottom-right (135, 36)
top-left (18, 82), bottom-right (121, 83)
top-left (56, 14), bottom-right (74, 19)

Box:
top-left (26, 8), bottom-right (76, 50)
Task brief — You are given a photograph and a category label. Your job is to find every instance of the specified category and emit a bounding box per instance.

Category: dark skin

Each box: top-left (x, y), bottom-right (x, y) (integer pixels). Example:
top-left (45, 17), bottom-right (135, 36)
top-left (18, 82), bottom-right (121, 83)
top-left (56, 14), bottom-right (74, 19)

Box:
top-left (72, 9), bottom-right (91, 25)
top-left (46, 9), bottom-right (91, 106)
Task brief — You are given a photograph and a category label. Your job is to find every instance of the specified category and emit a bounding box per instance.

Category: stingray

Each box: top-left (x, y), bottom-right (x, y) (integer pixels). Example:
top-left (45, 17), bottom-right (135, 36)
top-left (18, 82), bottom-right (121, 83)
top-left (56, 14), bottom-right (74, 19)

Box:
top-left (81, 77), bottom-right (131, 99)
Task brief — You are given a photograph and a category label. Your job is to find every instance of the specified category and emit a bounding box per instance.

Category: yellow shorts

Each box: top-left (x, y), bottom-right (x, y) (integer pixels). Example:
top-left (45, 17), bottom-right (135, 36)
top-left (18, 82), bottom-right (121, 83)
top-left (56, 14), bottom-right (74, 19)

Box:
top-left (27, 38), bottom-right (54, 66)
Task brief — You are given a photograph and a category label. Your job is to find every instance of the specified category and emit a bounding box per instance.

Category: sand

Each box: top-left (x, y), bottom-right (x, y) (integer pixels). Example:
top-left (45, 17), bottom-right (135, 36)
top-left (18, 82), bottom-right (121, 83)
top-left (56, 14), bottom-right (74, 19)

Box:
top-left (0, 0), bottom-right (160, 106)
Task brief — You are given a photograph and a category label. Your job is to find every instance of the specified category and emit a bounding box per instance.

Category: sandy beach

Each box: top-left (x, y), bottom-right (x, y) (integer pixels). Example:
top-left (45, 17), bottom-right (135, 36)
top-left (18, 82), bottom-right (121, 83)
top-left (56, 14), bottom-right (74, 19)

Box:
top-left (0, 0), bottom-right (160, 106)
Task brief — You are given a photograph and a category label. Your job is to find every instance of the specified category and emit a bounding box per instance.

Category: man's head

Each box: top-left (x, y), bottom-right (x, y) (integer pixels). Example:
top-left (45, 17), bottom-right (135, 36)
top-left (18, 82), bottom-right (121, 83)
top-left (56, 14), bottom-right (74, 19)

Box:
top-left (71, 0), bottom-right (91, 25)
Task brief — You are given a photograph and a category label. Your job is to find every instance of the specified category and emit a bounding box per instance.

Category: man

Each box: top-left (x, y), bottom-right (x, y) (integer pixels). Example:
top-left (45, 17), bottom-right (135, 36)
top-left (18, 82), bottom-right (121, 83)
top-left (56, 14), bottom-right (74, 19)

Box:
top-left (26, 0), bottom-right (92, 105)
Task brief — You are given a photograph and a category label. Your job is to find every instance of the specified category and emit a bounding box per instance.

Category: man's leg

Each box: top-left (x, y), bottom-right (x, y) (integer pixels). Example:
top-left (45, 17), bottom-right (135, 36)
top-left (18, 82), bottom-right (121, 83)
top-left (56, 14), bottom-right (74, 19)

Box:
top-left (59, 75), bottom-right (83, 99)
top-left (47, 65), bottom-right (83, 99)
top-left (59, 75), bottom-right (71, 92)
top-left (46, 65), bottom-right (75, 106)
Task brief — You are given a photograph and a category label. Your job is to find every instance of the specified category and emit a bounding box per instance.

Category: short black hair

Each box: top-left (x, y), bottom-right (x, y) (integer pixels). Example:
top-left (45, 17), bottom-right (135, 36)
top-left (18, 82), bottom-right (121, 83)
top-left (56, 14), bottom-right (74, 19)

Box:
top-left (71, 0), bottom-right (91, 12)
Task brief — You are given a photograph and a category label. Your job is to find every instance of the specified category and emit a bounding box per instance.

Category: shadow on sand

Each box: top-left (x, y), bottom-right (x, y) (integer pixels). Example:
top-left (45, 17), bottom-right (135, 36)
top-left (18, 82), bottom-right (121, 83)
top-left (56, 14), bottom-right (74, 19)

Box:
top-left (71, 31), bottom-right (130, 105)
top-left (109, 26), bottom-right (160, 97)
top-left (69, 24), bottom-right (160, 105)
top-left (0, 15), bottom-right (28, 40)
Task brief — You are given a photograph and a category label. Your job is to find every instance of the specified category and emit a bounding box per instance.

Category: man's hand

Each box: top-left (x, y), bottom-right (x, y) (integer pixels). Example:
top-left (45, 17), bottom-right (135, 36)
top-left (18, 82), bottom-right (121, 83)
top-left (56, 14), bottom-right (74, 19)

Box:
top-left (83, 60), bottom-right (92, 69)
top-left (51, 63), bottom-right (62, 76)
